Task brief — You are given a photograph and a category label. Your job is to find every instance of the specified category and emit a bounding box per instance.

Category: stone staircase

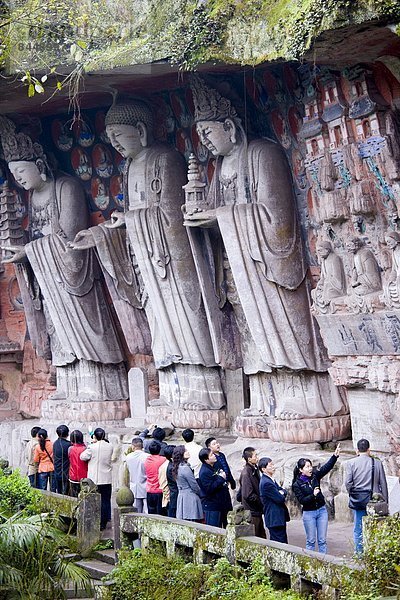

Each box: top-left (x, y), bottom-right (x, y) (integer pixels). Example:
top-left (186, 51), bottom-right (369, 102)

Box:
top-left (66, 549), bottom-right (117, 599)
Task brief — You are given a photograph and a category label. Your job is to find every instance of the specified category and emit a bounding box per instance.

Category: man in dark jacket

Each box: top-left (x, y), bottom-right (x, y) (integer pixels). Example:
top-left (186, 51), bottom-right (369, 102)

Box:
top-left (205, 437), bottom-right (236, 527)
top-left (259, 457), bottom-right (290, 543)
top-left (198, 448), bottom-right (229, 528)
top-left (239, 447), bottom-right (266, 538)
top-left (139, 425), bottom-right (168, 456)
top-left (53, 424), bottom-right (71, 495)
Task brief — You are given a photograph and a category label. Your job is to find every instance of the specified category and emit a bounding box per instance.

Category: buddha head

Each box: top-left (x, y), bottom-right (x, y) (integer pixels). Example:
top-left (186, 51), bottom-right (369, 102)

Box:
top-left (385, 230), bottom-right (400, 250)
top-left (316, 240), bottom-right (333, 260)
top-left (105, 100), bottom-right (154, 159)
top-left (346, 236), bottom-right (364, 254)
top-left (190, 75), bottom-right (243, 157)
top-left (0, 116), bottom-right (49, 191)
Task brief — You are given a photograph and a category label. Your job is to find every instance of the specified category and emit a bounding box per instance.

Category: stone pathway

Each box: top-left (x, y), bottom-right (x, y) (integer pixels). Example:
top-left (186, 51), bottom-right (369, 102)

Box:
top-left (287, 519), bottom-right (354, 557)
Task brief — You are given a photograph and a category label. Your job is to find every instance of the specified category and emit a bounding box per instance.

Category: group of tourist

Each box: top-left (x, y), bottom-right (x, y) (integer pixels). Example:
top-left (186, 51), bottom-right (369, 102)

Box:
top-left (26, 424), bottom-right (115, 530)
top-left (126, 427), bottom-right (341, 550)
top-left (26, 423), bottom-right (389, 554)
top-left (124, 429), bottom-right (389, 555)
top-left (126, 428), bottom-right (236, 528)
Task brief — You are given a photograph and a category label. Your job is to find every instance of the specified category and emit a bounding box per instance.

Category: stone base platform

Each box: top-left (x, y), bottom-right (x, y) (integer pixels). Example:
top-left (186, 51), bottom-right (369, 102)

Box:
top-left (146, 405), bottom-right (229, 429)
top-left (234, 414), bottom-right (351, 444)
top-left (41, 399), bottom-right (130, 424)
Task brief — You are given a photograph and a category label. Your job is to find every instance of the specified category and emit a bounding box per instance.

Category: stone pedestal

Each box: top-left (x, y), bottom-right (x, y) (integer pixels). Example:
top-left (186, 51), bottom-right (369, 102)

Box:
top-left (234, 414), bottom-right (351, 443)
top-left (41, 398), bottom-right (130, 425)
top-left (146, 405), bottom-right (229, 430)
top-left (158, 363), bottom-right (225, 410)
top-left (233, 414), bottom-right (270, 438)
top-left (125, 367), bottom-right (149, 429)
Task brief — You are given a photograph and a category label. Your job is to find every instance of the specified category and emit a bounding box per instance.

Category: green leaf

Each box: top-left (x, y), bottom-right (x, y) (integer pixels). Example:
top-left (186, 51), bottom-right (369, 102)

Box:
top-left (76, 40), bottom-right (87, 49)
top-left (28, 84), bottom-right (35, 97)
top-left (56, 81), bottom-right (62, 90)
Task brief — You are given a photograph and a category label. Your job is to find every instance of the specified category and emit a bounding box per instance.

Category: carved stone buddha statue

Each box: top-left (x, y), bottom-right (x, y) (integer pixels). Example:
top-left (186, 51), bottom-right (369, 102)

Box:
top-left (312, 240), bottom-right (346, 313)
top-left (185, 76), bottom-right (348, 442)
top-left (70, 99), bottom-right (225, 418)
top-left (0, 116), bottom-right (129, 422)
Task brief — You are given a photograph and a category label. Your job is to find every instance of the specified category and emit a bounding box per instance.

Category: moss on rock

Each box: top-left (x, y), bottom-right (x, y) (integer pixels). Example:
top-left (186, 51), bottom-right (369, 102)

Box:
top-left (84, 0), bottom-right (400, 71)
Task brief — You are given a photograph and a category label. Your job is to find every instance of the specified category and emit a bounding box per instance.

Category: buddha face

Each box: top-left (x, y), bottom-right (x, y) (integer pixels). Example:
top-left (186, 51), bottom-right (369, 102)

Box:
top-left (196, 119), bottom-right (236, 157)
top-left (106, 124), bottom-right (144, 158)
top-left (346, 238), bottom-right (362, 254)
top-left (9, 160), bottom-right (44, 191)
top-left (316, 243), bottom-right (332, 260)
top-left (385, 234), bottom-right (400, 250)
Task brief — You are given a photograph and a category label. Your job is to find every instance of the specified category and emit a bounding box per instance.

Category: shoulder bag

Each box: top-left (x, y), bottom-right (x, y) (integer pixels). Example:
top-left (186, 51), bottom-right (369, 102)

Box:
top-left (348, 458), bottom-right (374, 510)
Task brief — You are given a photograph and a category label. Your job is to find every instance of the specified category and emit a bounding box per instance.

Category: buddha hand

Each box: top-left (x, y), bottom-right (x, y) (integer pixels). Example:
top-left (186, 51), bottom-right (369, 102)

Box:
top-left (105, 211), bottom-right (126, 229)
top-left (0, 245), bottom-right (27, 263)
top-left (67, 229), bottom-right (96, 250)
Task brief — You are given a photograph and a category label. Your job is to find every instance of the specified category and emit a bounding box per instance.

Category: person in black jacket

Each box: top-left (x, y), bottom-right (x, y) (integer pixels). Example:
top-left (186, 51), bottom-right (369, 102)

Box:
top-left (239, 447), bottom-right (266, 538)
top-left (198, 447), bottom-right (229, 528)
top-left (292, 444), bottom-right (341, 554)
top-left (259, 457), bottom-right (289, 543)
top-left (53, 424), bottom-right (71, 495)
top-left (205, 437), bottom-right (236, 527)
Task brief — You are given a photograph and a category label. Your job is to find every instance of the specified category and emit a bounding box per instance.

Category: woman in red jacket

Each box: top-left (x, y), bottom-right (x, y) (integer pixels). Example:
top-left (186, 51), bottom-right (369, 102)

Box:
top-left (68, 430), bottom-right (88, 497)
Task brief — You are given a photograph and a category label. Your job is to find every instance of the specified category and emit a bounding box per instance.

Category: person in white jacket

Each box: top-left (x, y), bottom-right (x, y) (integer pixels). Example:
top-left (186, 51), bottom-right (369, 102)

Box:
top-left (80, 428), bottom-right (115, 530)
top-left (125, 437), bottom-right (148, 513)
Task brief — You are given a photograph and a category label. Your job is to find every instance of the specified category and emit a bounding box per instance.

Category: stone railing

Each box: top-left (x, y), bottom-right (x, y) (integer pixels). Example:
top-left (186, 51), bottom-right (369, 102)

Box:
top-left (39, 487), bottom-right (101, 557)
top-left (115, 507), bottom-right (361, 599)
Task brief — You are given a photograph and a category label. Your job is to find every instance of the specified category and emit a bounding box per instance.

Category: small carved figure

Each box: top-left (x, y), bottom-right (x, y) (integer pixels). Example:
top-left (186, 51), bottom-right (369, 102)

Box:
top-left (382, 231), bottom-right (400, 309)
top-left (312, 241), bottom-right (346, 313)
top-left (346, 237), bottom-right (381, 295)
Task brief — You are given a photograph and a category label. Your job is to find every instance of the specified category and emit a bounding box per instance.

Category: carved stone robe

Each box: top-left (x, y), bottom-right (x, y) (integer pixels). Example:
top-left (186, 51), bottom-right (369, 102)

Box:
top-left (124, 145), bottom-right (218, 371)
top-left (22, 174), bottom-right (127, 400)
top-left (193, 139), bottom-right (329, 374)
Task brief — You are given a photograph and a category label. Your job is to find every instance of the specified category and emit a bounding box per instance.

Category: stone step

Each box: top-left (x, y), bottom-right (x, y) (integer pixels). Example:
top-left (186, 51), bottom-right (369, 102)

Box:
top-left (76, 559), bottom-right (115, 580)
top-left (64, 581), bottom-right (95, 599)
top-left (92, 549), bottom-right (117, 565)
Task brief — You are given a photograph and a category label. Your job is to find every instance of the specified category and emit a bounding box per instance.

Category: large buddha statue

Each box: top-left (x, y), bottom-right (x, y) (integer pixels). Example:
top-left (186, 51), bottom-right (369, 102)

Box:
top-left (0, 117), bottom-right (128, 420)
top-left (185, 76), bottom-right (348, 439)
top-left (70, 99), bottom-right (225, 413)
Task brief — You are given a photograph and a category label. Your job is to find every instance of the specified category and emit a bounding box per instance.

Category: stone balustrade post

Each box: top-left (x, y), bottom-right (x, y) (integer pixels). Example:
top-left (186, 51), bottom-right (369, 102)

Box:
top-left (76, 488), bottom-right (101, 557)
top-left (225, 509), bottom-right (255, 564)
top-left (114, 485), bottom-right (136, 551)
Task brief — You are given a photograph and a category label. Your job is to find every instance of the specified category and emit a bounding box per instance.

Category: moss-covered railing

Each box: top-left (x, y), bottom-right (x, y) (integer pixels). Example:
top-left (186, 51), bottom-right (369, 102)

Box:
top-left (39, 487), bottom-right (101, 557)
top-left (115, 507), bottom-right (361, 597)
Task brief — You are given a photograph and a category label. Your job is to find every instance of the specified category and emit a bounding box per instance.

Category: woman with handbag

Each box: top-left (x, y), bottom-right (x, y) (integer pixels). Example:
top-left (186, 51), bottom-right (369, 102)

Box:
top-left (33, 428), bottom-right (56, 492)
top-left (292, 444), bottom-right (340, 554)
